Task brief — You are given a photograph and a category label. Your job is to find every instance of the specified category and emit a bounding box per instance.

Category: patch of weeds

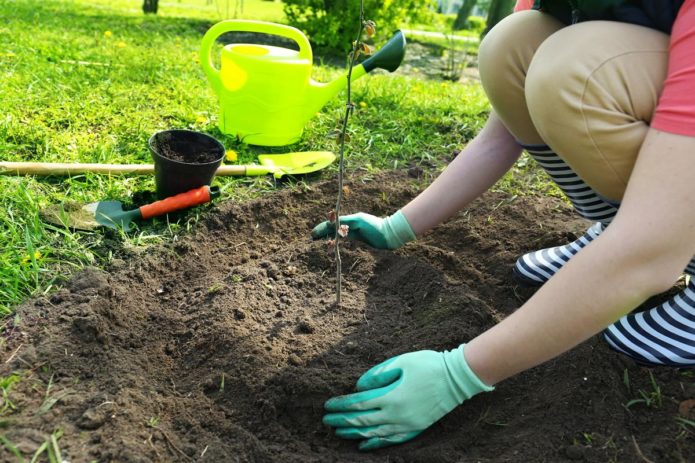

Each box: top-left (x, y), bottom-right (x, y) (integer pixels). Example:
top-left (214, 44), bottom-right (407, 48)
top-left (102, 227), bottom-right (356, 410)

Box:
top-left (675, 417), bottom-right (695, 440)
top-left (24, 428), bottom-right (64, 463)
top-left (475, 406), bottom-right (508, 427)
top-left (0, 374), bottom-right (21, 415)
top-left (441, 32), bottom-right (475, 82)
top-left (623, 370), bottom-right (662, 410)
top-left (0, 434), bottom-right (23, 462)
top-left (37, 374), bottom-right (73, 416)
top-left (146, 416), bottom-right (160, 428)
top-left (581, 432), bottom-right (595, 445)
top-left (207, 282), bottom-right (225, 294)
top-left (622, 368), bottom-right (632, 393)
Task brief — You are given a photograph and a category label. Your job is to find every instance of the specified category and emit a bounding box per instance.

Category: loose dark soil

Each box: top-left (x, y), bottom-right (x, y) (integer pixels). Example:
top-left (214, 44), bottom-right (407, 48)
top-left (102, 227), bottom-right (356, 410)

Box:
top-left (2, 170), bottom-right (693, 462)
top-left (152, 131), bottom-right (223, 164)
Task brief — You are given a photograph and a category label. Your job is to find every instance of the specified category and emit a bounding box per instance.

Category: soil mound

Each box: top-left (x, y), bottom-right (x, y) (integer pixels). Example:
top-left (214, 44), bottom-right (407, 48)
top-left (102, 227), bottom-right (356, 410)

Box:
top-left (2, 170), bottom-right (693, 462)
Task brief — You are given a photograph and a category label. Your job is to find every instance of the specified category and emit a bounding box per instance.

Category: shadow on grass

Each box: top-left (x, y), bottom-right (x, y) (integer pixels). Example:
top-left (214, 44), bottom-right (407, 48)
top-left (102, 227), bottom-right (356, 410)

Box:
top-left (5, 0), bottom-right (328, 56)
top-left (5, 0), bottom-right (216, 39)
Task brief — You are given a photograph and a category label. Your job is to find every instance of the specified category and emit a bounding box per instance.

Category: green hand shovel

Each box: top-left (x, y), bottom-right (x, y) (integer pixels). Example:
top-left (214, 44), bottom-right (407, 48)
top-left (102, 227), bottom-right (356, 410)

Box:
top-left (42, 185), bottom-right (220, 232)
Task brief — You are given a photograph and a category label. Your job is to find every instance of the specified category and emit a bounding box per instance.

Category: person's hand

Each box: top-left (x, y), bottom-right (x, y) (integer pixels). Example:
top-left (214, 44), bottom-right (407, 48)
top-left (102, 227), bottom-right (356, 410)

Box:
top-left (322, 344), bottom-right (494, 450)
top-left (311, 210), bottom-right (415, 250)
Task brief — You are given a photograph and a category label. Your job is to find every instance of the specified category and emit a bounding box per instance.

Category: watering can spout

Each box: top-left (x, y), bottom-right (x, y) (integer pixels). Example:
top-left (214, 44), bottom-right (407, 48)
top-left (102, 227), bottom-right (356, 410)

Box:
top-left (361, 30), bottom-right (407, 73)
top-left (305, 30), bottom-right (407, 119)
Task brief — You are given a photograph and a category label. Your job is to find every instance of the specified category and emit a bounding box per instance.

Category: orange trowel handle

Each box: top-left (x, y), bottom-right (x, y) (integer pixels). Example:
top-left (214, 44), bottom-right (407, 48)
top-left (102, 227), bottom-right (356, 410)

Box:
top-left (139, 186), bottom-right (219, 220)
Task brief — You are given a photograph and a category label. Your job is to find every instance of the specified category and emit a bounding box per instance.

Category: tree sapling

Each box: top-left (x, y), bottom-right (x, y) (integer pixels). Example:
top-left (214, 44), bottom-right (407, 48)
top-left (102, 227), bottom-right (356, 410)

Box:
top-left (327, 1), bottom-right (375, 308)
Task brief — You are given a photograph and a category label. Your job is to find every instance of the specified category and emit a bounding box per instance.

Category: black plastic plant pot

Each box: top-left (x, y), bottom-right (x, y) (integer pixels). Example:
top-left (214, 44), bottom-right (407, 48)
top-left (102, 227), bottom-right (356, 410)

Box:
top-left (149, 129), bottom-right (225, 198)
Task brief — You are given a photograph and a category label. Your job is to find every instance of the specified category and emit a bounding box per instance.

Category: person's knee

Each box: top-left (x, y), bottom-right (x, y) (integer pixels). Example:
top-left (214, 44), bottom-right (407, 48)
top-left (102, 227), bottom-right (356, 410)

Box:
top-left (478, 12), bottom-right (525, 92)
top-left (479, 11), bottom-right (557, 99)
top-left (524, 30), bottom-right (582, 136)
top-left (525, 21), bottom-right (668, 141)
top-left (479, 11), bottom-right (564, 144)
top-left (524, 22), bottom-right (668, 201)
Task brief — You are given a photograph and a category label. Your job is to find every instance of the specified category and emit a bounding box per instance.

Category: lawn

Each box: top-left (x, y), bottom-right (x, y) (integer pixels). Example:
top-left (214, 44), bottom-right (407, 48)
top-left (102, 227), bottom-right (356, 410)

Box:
top-left (0, 0), bottom-right (552, 316)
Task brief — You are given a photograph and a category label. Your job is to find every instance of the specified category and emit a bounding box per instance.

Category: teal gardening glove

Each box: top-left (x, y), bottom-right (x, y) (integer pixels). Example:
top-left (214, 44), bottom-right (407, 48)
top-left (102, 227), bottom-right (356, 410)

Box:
top-left (311, 210), bottom-right (415, 250)
top-left (323, 344), bottom-right (494, 450)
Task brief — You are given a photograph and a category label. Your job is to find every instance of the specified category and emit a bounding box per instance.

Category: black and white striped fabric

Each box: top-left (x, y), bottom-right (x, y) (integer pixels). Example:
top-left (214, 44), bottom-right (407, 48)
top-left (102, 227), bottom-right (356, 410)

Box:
top-left (603, 281), bottom-right (695, 367)
top-left (523, 144), bottom-right (618, 223)
top-left (513, 222), bottom-right (604, 286)
top-left (514, 222), bottom-right (695, 286)
top-left (686, 260), bottom-right (695, 277)
top-left (516, 143), bottom-right (694, 366)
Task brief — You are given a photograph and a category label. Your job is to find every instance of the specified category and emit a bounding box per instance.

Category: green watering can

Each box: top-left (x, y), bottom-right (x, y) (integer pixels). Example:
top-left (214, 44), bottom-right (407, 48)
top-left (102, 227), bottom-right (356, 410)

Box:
top-left (200, 20), bottom-right (406, 146)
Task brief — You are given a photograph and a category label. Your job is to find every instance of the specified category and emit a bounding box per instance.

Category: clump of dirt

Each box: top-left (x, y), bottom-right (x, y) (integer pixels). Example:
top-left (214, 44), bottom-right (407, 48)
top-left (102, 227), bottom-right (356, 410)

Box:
top-left (158, 145), bottom-right (220, 164)
top-left (152, 131), bottom-right (223, 164)
top-left (2, 170), bottom-right (693, 462)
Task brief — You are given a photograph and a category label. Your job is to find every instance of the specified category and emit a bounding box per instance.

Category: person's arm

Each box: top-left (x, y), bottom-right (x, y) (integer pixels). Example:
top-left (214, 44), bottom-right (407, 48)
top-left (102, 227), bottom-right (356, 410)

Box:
top-left (467, 0), bottom-right (695, 383)
top-left (321, 128), bottom-right (695, 451)
top-left (312, 112), bottom-right (522, 248)
top-left (402, 112), bottom-right (522, 235)
top-left (465, 128), bottom-right (695, 384)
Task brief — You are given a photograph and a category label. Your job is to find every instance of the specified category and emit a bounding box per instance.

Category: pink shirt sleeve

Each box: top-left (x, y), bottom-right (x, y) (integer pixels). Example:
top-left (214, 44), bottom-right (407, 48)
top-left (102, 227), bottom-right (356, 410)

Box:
top-left (514, 0), bottom-right (535, 12)
top-left (651, 0), bottom-right (695, 137)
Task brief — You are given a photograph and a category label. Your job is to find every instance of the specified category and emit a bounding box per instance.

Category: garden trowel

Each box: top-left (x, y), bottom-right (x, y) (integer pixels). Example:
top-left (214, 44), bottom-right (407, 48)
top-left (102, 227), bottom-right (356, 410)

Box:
top-left (42, 185), bottom-right (220, 231)
top-left (254, 151), bottom-right (336, 178)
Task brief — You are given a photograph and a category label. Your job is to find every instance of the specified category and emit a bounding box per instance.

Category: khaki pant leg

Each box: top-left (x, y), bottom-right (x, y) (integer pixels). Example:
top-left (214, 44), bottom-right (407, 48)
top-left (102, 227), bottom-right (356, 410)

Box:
top-left (478, 10), bottom-right (564, 145)
top-left (525, 21), bottom-right (669, 202)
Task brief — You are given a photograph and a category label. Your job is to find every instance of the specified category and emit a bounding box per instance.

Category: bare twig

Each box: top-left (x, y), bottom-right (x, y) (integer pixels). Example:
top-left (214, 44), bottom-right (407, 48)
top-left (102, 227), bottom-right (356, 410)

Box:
top-left (349, 257), bottom-right (362, 273)
top-left (334, 0), bottom-right (367, 308)
top-left (4, 343), bottom-right (23, 364)
top-left (155, 427), bottom-right (194, 462)
top-left (631, 435), bottom-right (655, 463)
top-left (147, 434), bottom-right (162, 460)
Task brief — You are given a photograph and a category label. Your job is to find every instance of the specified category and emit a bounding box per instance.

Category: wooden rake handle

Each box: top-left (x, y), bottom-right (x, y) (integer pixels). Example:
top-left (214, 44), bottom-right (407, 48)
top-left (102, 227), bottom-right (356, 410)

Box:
top-left (0, 161), bottom-right (248, 176)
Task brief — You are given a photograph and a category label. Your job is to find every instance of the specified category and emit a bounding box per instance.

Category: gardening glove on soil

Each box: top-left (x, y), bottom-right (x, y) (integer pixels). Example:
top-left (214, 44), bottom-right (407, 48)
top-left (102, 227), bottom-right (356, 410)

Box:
top-left (323, 344), bottom-right (494, 450)
top-left (311, 210), bottom-right (415, 250)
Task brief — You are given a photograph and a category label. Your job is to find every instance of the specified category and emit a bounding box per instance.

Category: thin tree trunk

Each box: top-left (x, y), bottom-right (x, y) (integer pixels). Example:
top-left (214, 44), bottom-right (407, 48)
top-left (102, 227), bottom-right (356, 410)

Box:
top-left (453, 0), bottom-right (478, 31)
top-left (143, 0), bottom-right (159, 14)
top-left (482, 0), bottom-right (514, 37)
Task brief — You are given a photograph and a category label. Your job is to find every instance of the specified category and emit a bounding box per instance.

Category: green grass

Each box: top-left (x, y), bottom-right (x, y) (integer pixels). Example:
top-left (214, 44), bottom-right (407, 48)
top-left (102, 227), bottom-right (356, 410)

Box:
top-left (81, 0), bottom-right (286, 23)
top-left (0, 374), bottom-right (21, 414)
top-left (622, 369), bottom-right (663, 410)
top-left (0, 0), bottom-right (553, 316)
top-left (405, 13), bottom-right (484, 37)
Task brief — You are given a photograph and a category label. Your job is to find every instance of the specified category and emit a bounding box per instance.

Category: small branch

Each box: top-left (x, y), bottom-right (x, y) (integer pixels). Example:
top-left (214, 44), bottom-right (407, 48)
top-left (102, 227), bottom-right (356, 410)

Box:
top-left (334, 0), bottom-right (366, 308)
top-left (5, 343), bottom-right (23, 364)
top-left (155, 427), bottom-right (194, 462)
top-left (631, 435), bottom-right (655, 463)
top-left (147, 434), bottom-right (162, 460)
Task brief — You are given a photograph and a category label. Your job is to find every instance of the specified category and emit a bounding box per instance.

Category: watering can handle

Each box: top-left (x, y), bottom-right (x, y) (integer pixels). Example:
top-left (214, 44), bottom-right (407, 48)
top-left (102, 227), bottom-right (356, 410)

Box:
top-left (200, 20), bottom-right (312, 93)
